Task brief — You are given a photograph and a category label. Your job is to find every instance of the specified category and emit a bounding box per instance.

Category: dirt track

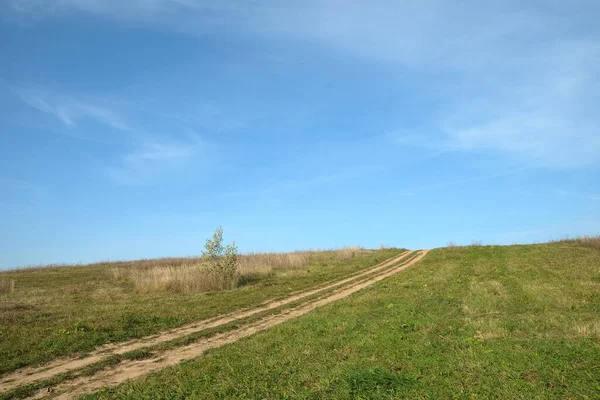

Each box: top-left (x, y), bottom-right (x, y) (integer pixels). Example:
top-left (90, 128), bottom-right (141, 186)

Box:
top-left (0, 251), bottom-right (412, 393)
top-left (2, 250), bottom-right (428, 399)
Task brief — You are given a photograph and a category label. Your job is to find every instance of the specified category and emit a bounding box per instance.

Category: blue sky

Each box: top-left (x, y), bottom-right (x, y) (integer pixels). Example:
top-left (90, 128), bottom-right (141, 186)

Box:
top-left (1, 1), bottom-right (599, 268)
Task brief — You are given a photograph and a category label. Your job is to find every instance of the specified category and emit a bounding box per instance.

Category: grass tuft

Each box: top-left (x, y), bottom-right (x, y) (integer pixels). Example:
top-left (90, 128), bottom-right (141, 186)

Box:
top-left (344, 366), bottom-right (418, 396)
top-left (0, 278), bottom-right (15, 294)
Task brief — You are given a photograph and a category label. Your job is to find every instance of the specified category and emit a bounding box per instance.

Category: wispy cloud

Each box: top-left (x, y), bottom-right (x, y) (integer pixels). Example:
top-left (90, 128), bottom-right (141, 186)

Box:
top-left (107, 137), bottom-right (203, 186)
top-left (439, 40), bottom-right (600, 168)
top-left (12, 85), bottom-right (215, 186)
top-left (16, 88), bottom-right (129, 131)
top-left (8, 1), bottom-right (600, 168)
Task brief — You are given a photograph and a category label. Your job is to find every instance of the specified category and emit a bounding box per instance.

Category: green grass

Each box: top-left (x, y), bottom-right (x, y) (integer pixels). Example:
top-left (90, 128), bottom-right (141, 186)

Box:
top-left (0, 248), bottom-right (403, 375)
top-left (84, 242), bottom-right (600, 399)
top-left (1, 254), bottom-right (418, 400)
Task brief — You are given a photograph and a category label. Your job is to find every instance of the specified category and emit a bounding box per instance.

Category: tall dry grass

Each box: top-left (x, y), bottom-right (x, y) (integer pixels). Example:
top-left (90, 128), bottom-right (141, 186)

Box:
top-left (128, 264), bottom-right (237, 293)
top-left (336, 246), bottom-right (364, 261)
top-left (0, 279), bottom-right (15, 294)
top-left (446, 240), bottom-right (483, 249)
top-left (553, 235), bottom-right (600, 251)
top-left (237, 251), bottom-right (314, 280)
top-left (109, 251), bottom-right (318, 293)
top-left (108, 247), bottom-right (369, 294)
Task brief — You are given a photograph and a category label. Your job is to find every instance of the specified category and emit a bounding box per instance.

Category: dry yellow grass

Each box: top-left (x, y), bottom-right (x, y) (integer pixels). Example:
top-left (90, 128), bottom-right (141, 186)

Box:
top-left (0, 278), bottom-right (15, 294)
top-left (554, 234), bottom-right (600, 251)
top-left (107, 249), bottom-right (370, 294)
top-left (237, 251), bottom-right (314, 279)
top-left (128, 264), bottom-right (237, 293)
top-left (446, 240), bottom-right (482, 249)
top-left (109, 251), bottom-right (316, 293)
top-left (336, 246), bottom-right (364, 261)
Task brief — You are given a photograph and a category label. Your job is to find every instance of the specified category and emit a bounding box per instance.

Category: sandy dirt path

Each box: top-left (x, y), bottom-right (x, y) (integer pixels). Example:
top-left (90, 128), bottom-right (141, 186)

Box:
top-left (0, 251), bottom-right (414, 393)
top-left (34, 250), bottom-right (428, 399)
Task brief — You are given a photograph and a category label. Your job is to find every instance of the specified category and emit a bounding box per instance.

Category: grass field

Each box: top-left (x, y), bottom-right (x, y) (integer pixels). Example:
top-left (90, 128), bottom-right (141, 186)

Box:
top-left (2, 239), bottom-right (599, 399)
top-left (0, 248), bottom-right (402, 376)
top-left (79, 240), bottom-right (600, 399)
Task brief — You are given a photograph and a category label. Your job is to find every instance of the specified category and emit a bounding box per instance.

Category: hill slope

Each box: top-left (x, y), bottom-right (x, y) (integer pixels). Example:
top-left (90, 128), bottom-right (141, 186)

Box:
top-left (85, 242), bottom-right (600, 399)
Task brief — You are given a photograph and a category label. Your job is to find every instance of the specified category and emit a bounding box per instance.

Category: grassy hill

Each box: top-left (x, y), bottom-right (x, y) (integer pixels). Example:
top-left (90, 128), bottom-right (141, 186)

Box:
top-left (0, 248), bottom-right (402, 376)
top-left (1, 239), bottom-right (599, 399)
top-left (88, 240), bottom-right (599, 399)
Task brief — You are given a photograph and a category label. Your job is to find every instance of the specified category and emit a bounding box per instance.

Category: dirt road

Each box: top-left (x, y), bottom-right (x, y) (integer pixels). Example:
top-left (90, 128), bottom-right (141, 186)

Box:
top-left (2, 250), bottom-right (428, 399)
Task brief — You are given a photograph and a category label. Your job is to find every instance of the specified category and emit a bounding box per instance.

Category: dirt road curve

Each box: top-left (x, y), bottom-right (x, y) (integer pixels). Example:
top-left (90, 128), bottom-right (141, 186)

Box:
top-left (0, 250), bottom-right (412, 393)
top-left (3, 250), bottom-right (428, 399)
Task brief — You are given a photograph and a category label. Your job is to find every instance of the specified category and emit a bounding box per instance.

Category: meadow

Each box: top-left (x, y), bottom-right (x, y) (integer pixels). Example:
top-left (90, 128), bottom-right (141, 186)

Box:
top-left (85, 238), bottom-right (599, 399)
top-left (2, 238), bottom-right (599, 399)
top-left (0, 247), bottom-right (401, 376)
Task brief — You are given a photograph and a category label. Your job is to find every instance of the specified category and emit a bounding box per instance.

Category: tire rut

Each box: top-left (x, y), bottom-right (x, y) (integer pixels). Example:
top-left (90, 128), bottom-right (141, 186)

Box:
top-left (35, 250), bottom-right (428, 400)
top-left (0, 251), bottom-right (414, 393)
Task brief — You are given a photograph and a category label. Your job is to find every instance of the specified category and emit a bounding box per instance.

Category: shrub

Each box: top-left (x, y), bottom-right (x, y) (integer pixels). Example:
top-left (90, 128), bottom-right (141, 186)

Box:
top-left (201, 227), bottom-right (238, 290)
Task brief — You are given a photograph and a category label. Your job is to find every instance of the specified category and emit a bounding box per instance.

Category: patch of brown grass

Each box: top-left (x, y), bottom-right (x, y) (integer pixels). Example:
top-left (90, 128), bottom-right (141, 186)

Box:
top-left (127, 264), bottom-right (237, 293)
top-left (108, 251), bottom-right (319, 293)
top-left (238, 251), bottom-right (313, 276)
top-left (0, 279), bottom-right (15, 294)
top-left (574, 322), bottom-right (600, 338)
top-left (108, 247), bottom-right (370, 293)
top-left (553, 234), bottom-right (600, 251)
top-left (236, 251), bottom-right (314, 282)
top-left (336, 246), bottom-right (364, 261)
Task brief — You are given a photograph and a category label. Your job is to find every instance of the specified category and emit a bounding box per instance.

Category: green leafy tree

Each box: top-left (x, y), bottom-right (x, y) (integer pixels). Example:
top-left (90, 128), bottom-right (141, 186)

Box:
top-left (202, 227), bottom-right (238, 283)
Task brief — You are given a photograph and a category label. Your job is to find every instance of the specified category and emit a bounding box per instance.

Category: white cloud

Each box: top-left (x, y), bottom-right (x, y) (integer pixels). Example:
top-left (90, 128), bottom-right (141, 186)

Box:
top-left (440, 40), bottom-right (600, 168)
top-left (16, 89), bottom-right (129, 131)
top-left (107, 138), bottom-right (202, 186)
top-left (12, 86), bottom-right (210, 185)
top-left (8, 1), bottom-right (600, 168)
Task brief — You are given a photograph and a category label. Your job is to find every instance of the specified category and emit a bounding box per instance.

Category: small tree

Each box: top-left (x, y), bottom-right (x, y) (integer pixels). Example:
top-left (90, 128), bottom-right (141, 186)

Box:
top-left (202, 227), bottom-right (238, 288)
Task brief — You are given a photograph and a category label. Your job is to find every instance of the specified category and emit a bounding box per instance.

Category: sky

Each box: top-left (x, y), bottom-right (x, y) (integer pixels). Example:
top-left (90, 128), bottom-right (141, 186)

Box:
top-left (1, 0), bottom-right (599, 268)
